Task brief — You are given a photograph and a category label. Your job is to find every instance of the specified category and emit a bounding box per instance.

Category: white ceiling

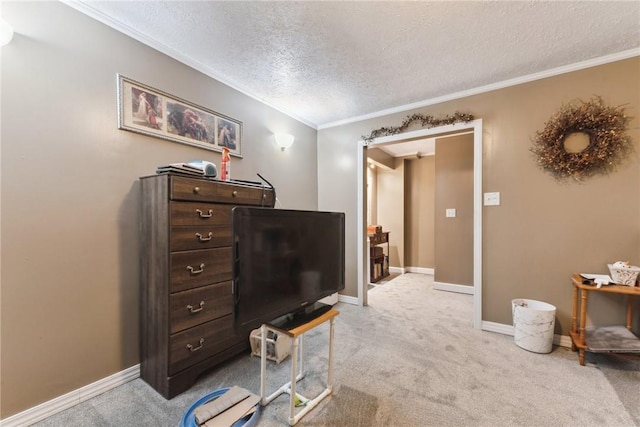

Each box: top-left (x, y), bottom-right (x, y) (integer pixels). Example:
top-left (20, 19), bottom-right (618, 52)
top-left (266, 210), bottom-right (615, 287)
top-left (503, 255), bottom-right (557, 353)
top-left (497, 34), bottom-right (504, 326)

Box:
top-left (70, 1), bottom-right (639, 130)
top-left (375, 138), bottom-right (436, 159)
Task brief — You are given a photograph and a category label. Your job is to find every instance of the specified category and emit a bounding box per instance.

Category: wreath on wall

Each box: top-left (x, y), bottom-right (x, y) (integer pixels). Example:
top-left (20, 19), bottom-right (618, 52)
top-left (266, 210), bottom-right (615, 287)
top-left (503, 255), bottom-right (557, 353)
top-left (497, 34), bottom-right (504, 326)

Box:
top-left (362, 111), bottom-right (474, 143)
top-left (531, 96), bottom-right (633, 181)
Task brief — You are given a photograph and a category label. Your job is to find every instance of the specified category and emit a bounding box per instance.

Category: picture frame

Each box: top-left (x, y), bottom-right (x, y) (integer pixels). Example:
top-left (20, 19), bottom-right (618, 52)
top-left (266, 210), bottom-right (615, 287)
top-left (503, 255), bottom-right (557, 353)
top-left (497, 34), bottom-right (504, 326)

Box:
top-left (117, 74), bottom-right (242, 157)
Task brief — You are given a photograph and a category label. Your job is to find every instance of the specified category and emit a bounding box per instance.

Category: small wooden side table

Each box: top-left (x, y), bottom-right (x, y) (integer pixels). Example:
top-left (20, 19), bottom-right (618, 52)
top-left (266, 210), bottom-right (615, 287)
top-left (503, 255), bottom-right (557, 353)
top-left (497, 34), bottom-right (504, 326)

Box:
top-left (569, 273), bottom-right (640, 365)
top-left (368, 232), bottom-right (390, 283)
top-left (260, 309), bottom-right (339, 425)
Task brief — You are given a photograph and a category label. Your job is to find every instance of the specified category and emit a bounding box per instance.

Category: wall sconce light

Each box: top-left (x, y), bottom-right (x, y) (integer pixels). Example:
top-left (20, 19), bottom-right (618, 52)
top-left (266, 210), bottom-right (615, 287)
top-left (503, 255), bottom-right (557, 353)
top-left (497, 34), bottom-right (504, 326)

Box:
top-left (274, 133), bottom-right (294, 151)
top-left (0, 18), bottom-right (14, 47)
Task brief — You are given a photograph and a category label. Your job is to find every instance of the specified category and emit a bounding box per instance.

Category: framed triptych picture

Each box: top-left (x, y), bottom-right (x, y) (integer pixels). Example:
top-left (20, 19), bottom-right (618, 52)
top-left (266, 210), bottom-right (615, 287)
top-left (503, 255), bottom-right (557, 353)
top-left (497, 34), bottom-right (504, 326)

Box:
top-left (117, 74), bottom-right (242, 157)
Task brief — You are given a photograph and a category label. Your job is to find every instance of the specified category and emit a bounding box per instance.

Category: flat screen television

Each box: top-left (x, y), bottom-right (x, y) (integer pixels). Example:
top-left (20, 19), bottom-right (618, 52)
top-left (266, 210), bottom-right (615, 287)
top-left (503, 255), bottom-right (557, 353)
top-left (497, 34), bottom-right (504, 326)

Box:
top-left (232, 207), bottom-right (345, 333)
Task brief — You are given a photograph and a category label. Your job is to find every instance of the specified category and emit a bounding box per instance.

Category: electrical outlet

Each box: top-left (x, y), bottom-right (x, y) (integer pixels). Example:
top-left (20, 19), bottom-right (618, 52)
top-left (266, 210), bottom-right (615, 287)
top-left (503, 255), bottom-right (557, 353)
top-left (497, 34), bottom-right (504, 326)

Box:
top-left (483, 192), bottom-right (500, 206)
top-left (446, 208), bottom-right (456, 218)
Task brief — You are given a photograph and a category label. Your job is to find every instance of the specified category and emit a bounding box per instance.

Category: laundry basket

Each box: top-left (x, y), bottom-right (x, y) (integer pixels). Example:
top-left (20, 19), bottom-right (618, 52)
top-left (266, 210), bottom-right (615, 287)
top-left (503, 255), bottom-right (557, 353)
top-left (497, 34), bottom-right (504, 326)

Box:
top-left (512, 299), bottom-right (556, 354)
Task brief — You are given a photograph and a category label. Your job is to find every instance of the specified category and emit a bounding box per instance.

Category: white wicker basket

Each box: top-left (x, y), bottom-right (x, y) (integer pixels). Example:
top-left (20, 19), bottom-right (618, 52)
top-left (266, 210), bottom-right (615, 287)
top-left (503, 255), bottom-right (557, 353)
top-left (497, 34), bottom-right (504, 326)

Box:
top-left (249, 328), bottom-right (291, 364)
top-left (607, 264), bottom-right (640, 286)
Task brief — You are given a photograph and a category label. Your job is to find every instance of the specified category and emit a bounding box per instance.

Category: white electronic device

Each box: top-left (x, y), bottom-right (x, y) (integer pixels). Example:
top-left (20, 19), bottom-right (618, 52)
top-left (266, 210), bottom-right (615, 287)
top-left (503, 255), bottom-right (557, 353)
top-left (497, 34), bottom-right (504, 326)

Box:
top-left (188, 160), bottom-right (217, 177)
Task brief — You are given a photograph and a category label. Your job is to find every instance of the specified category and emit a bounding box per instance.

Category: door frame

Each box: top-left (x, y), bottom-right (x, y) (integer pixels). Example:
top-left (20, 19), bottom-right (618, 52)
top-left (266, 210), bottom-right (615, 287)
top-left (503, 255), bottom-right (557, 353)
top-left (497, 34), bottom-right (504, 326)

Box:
top-left (356, 119), bottom-right (483, 329)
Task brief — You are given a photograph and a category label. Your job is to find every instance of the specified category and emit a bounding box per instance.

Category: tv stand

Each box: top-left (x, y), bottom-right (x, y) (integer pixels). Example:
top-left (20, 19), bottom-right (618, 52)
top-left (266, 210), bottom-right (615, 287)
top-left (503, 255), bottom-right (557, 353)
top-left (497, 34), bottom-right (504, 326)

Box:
top-left (260, 308), bottom-right (339, 425)
top-left (268, 302), bottom-right (331, 331)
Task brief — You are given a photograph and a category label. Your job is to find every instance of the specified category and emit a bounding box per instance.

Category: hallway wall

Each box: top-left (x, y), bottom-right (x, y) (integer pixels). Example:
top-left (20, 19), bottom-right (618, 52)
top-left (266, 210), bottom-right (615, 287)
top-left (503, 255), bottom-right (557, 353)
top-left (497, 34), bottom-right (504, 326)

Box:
top-left (434, 134), bottom-right (474, 286)
top-left (375, 158), bottom-right (405, 268)
top-left (405, 156), bottom-right (436, 269)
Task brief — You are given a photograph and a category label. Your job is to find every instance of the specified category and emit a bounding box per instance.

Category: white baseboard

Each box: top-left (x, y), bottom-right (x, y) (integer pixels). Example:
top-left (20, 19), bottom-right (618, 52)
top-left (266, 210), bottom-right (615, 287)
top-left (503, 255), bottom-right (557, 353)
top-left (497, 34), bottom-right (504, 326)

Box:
top-left (0, 365), bottom-right (140, 427)
top-left (481, 321), bottom-right (514, 335)
top-left (433, 281), bottom-right (474, 295)
top-left (481, 321), bottom-right (571, 348)
top-left (405, 267), bottom-right (434, 275)
top-left (376, 266), bottom-right (433, 276)
top-left (338, 294), bottom-right (359, 305)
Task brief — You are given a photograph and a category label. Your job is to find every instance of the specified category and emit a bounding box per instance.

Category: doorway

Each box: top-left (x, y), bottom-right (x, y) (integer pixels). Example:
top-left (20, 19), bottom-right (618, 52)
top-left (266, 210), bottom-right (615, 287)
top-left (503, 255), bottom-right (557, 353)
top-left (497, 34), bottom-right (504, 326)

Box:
top-left (356, 120), bottom-right (483, 329)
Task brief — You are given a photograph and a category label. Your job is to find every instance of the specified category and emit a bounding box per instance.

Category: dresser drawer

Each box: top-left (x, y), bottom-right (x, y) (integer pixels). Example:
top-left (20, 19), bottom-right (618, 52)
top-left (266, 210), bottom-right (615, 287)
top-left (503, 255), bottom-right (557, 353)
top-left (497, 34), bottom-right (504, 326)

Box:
top-left (170, 202), bottom-right (232, 226)
top-left (171, 176), bottom-right (216, 202)
top-left (171, 176), bottom-right (273, 206)
top-left (216, 183), bottom-right (274, 206)
top-left (170, 281), bottom-right (233, 334)
top-left (171, 226), bottom-right (231, 251)
top-left (168, 315), bottom-right (238, 375)
top-left (170, 248), bottom-right (232, 292)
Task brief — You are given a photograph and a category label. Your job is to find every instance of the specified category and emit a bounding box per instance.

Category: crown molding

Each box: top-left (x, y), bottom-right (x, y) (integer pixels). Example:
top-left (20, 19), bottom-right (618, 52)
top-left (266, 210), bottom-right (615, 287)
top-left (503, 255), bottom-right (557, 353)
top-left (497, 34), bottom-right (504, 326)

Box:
top-left (61, 1), bottom-right (639, 133)
top-left (319, 48), bottom-right (640, 130)
top-left (62, 0), bottom-right (318, 130)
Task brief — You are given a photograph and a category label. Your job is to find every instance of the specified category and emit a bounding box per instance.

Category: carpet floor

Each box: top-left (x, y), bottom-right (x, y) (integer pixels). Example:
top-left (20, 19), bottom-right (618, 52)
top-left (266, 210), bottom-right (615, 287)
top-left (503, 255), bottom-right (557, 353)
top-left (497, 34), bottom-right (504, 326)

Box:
top-left (33, 273), bottom-right (639, 426)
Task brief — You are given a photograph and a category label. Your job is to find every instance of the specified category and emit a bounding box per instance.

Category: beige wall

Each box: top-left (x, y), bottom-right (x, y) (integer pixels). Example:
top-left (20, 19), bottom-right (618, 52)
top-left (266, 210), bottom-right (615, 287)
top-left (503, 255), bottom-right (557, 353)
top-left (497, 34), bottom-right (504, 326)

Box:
top-left (375, 159), bottom-right (405, 267)
top-left (2, 1), bottom-right (639, 419)
top-left (366, 165), bottom-right (377, 225)
top-left (318, 57), bottom-right (640, 334)
top-left (0, 2), bottom-right (318, 417)
top-left (434, 134), bottom-right (474, 285)
top-left (405, 156), bottom-right (436, 269)
top-left (373, 141), bottom-right (470, 276)
top-left (367, 147), bottom-right (394, 169)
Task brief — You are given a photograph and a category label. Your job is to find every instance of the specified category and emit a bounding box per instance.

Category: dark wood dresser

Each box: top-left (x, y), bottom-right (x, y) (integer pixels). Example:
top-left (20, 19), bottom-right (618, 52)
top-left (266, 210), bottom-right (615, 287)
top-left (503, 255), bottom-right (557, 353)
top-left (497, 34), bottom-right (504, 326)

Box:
top-left (139, 173), bottom-right (275, 398)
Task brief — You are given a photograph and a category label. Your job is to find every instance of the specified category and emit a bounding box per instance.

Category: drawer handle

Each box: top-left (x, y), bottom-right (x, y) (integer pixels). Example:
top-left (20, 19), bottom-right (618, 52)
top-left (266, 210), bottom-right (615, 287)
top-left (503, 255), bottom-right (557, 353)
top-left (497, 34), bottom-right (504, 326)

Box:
top-left (196, 232), bottom-right (213, 242)
top-left (193, 186), bottom-right (200, 194)
top-left (187, 338), bottom-right (204, 352)
top-left (186, 263), bottom-right (205, 274)
top-left (187, 301), bottom-right (205, 313)
top-left (232, 190), bottom-right (238, 197)
top-left (196, 209), bottom-right (213, 218)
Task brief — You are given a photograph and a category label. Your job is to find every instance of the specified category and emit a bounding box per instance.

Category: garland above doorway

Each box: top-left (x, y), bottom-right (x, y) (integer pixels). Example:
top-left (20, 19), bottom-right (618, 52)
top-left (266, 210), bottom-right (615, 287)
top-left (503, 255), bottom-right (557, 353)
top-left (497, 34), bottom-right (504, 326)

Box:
top-left (362, 111), bottom-right (474, 143)
top-left (531, 96), bottom-right (633, 181)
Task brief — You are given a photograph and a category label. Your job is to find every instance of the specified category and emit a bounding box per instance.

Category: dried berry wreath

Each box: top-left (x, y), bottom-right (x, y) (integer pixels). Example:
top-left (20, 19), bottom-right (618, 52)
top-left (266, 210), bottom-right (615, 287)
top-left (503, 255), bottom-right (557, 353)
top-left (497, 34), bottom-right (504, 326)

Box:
top-left (531, 97), bottom-right (633, 181)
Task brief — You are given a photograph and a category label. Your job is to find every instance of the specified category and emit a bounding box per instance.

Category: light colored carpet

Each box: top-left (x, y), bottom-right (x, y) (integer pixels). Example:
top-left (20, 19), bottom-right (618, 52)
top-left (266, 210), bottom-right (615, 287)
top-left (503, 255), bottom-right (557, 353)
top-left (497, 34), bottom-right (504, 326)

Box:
top-left (33, 273), bottom-right (639, 426)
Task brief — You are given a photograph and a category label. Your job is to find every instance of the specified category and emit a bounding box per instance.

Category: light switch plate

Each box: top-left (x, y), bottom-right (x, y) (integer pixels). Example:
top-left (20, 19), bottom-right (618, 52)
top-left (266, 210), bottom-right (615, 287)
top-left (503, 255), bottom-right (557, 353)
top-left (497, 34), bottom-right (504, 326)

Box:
top-left (446, 208), bottom-right (456, 218)
top-left (484, 192), bottom-right (500, 206)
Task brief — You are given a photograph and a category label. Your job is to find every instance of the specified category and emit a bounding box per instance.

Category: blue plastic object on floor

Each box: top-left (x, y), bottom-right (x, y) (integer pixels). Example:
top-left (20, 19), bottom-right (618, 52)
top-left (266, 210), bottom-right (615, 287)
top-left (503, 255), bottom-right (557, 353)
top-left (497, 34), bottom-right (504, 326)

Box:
top-left (180, 388), bottom-right (261, 427)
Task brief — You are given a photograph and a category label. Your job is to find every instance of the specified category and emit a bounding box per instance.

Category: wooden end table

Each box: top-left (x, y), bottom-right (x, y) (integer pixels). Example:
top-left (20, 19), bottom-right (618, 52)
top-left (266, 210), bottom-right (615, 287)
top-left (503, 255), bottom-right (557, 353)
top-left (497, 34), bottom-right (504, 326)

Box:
top-left (569, 273), bottom-right (640, 365)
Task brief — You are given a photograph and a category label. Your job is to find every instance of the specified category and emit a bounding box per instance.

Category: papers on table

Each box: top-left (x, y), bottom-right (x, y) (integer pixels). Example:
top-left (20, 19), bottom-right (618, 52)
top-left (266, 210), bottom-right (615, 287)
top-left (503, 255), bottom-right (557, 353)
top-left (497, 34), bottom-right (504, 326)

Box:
top-left (156, 162), bottom-right (204, 176)
top-left (580, 273), bottom-right (613, 288)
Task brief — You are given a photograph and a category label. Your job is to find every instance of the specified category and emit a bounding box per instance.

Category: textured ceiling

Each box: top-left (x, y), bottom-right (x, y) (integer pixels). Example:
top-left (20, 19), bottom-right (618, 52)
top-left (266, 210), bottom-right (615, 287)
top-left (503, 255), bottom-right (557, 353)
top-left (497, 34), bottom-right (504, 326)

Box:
top-left (71, 1), bottom-right (639, 129)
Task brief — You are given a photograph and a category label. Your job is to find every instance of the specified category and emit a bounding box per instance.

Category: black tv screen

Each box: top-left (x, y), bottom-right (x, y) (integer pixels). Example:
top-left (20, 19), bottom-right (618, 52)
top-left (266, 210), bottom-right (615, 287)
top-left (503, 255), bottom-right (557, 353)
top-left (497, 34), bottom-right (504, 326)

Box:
top-left (232, 207), bottom-right (345, 332)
